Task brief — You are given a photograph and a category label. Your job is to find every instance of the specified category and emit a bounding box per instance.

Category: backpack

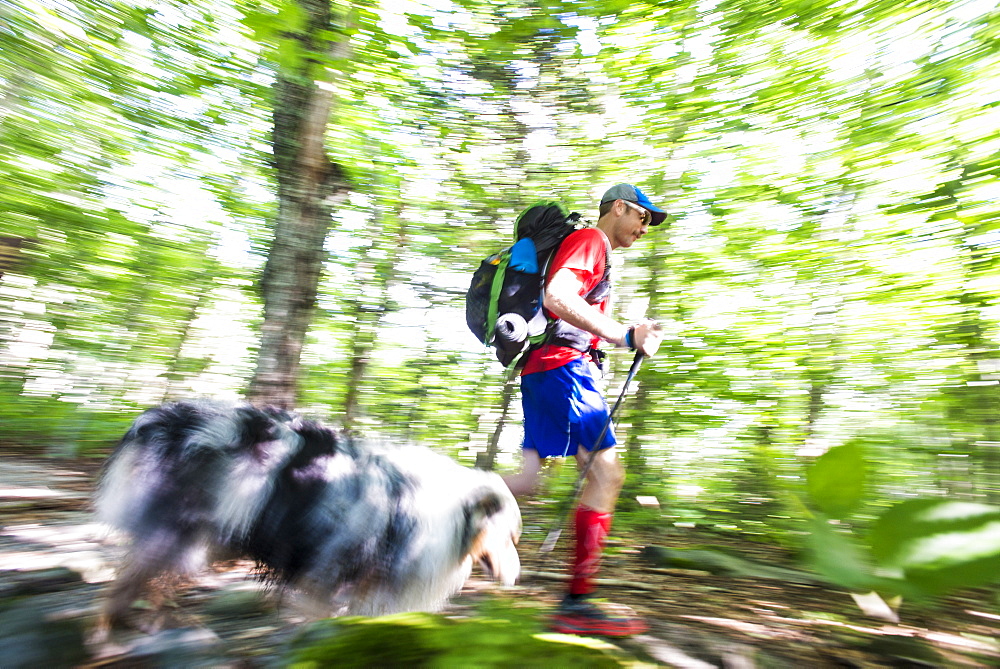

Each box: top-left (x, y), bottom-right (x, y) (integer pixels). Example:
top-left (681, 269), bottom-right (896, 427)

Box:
top-left (466, 201), bottom-right (580, 367)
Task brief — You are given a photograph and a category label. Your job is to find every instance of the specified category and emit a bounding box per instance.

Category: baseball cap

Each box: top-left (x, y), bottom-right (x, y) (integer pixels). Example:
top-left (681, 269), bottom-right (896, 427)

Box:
top-left (600, 183), bottom-right (667, 225)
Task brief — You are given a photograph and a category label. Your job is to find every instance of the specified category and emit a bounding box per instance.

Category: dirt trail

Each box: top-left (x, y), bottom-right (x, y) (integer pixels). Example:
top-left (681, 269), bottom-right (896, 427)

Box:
top-left (0, 456), bottom-right (997, 667)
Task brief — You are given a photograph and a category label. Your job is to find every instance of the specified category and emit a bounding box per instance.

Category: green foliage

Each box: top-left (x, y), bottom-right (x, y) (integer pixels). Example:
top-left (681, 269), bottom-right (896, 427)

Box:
top-left (806, 516), bottom-right (880, 593)
top-left (800, 437), bottom-right (1000, 597)
top-left (642, 544), bottom-right (820, 584)
top-left (870, 499), bottom-right (1000, 595)
top-left (804, 498), bottom-right (1000, 599)
top-left (806, 443), bottom-right (867, 518)
top-left (0, 1), bottom-right (998, 616)
top-left (283, 605), bottom-right (639, 668)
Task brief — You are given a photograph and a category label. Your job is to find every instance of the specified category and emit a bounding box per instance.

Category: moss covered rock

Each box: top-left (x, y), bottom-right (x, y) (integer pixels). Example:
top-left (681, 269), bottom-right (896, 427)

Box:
top-left (283, 599), bottom-right (649, 668)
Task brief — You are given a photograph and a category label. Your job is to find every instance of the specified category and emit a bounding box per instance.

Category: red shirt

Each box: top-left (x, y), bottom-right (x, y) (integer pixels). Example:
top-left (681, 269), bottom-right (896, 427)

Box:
top-left (522, 227), bottom-right (610, 375)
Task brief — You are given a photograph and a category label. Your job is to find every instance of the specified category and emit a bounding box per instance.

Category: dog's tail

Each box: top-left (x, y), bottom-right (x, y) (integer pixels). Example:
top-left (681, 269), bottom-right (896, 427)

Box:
top-left (96, 402), bottom-right (314, 541)
top-left (96, 403), bottom-right (239, 538)
top-left (95, 403), bottom-right (248, 625)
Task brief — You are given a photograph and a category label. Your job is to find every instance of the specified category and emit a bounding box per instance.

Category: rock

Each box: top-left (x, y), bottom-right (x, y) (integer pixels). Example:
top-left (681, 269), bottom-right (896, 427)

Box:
top-left (119, 627), bottom-right (224, 665)
top-left (0, 567), bottom-right (84, 598)
top-left (862, 635), bottom-right (943, 667)
top-left (283, 608), bottom-right (643, 667)
top-left (0, 597), bottom-right (88, 668)
top-left (203, 585), bottom-right (275, 618)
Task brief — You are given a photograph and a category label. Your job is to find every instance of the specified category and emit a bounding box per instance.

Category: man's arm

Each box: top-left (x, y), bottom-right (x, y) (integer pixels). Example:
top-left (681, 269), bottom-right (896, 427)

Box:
top-left (544, 268), bottom-right (662, 356)
top-left (545, 267), bottom-right (628, 346)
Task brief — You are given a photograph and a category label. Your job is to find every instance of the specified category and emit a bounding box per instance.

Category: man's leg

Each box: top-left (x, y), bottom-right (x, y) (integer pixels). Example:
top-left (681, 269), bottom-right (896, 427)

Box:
top-left (569, 446), bottom-right (624, 596)
top-left (552, 444), bottom-right (644, 636)
top-left (577, 446), bottom-right (625, 513)
top-left (502, 448), bottom-right (543, 498)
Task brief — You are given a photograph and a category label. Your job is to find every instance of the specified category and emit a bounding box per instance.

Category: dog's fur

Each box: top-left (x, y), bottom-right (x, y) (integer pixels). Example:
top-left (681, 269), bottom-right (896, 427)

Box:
top-left (96, 402), bottom-right (520, 625)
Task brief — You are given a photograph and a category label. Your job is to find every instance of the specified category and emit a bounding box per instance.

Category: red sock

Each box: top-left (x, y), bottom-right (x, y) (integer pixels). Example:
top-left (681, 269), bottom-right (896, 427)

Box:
top-left (569, 505), bottom-right (612, 596)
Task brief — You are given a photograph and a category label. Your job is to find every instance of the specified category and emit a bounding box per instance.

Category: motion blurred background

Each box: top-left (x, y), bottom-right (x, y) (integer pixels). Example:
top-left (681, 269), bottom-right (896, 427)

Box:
top-left (1, 0), bottom-right (998, 600)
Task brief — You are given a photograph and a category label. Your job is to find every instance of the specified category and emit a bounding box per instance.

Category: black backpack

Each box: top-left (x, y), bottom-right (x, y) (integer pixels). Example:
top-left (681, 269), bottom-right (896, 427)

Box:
top-left (466, 201), bottom-right (580, 367)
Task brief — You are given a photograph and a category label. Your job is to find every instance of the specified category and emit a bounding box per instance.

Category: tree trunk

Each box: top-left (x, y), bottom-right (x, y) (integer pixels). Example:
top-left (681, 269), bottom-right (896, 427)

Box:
top-left (160, 289), bottom-right (210, 403)
top-left (341, 206), bottom-right (407, 428)
top-left (248, 0), bottom-right (351, 408)
top-left (0, 236), bottom-right (26, 281)
top-left (341, 315), bottom-right (378, 428)
top-left (479, 370), bottom-right (520, 471)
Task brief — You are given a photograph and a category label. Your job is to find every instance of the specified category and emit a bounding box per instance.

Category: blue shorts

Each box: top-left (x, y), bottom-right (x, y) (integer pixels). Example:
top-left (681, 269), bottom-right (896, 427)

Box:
top-left (521, 357), bottom-right (616, 459)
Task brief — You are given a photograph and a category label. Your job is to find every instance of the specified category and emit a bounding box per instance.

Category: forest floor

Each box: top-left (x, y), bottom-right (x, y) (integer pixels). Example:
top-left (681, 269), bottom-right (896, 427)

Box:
top-left (0, 454), bottom-right (997, 668)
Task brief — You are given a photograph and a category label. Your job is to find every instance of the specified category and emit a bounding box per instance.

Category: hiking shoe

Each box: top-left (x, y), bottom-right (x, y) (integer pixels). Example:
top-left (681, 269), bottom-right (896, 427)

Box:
top-left (550, 596), bottom-right (648, 637)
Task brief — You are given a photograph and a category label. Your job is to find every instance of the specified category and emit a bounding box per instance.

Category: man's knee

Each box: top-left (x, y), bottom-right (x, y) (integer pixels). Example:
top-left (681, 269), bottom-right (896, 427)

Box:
top-left (585, 448), bottom-right (625, 491)
top-left (604, 455), bottom-right (626, 491)
top-left (503, 470), bottom-right (539, 497)
top-left (503, 450), bottom-right (543, 497)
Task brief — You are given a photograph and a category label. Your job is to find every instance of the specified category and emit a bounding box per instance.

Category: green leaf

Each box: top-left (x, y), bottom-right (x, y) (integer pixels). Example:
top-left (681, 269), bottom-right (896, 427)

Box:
top-left (806, 443), bottom-right (866, 518)
top-left (240, 8), bottom-right (278, 43)
top-left (870, 499), bottom-right (1000, 595)
top-left (805, 516), bottom-right (874, 591)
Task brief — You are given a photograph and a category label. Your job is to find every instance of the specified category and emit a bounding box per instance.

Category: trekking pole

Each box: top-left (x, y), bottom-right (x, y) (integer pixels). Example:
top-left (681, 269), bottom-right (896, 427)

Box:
top-left (539, 349), bottom-right (646, 553)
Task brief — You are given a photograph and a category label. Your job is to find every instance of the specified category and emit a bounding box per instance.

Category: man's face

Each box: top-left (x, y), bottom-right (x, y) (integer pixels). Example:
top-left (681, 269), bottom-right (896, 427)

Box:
top-left (615, 200), bottom-right (651, 248)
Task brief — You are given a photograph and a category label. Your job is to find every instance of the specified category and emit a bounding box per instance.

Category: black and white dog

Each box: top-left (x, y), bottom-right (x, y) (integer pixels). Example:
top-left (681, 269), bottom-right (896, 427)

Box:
top-left (95, 402), bottom-right (520, 625)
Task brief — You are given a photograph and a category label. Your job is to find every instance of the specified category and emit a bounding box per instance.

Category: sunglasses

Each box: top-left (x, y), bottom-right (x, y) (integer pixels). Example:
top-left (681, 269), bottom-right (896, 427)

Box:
top-left (622, 200), bottom-right (651, 226)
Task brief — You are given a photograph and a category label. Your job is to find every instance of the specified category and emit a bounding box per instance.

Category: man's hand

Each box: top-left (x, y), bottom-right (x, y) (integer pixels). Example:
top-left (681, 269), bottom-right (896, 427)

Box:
top-left (633, 321), bottom-right (663, 357)
top-left (545, 268), bottom-right (665, 357)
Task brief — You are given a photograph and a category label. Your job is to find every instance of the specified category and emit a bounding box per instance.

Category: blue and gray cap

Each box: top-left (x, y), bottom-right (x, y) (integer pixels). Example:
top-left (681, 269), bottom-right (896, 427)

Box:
top-left (601, 183), bottom-right (667, 225)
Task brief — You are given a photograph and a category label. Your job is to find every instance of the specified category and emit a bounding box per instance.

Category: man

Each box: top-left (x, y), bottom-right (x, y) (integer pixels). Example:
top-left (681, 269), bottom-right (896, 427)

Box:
top-left (503, 183), bottom-right (665, 636)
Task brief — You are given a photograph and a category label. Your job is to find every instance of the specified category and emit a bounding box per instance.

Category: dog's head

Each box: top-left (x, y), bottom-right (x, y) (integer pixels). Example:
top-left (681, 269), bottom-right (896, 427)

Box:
top-left (464, 481), bottom-right (521, 586)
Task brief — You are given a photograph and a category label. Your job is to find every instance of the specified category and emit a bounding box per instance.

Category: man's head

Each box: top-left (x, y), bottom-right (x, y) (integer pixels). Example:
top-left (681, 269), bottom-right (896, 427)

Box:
top-left (599, 184), bottom-right (667, 226)
top-left (597, 183), bottom-right (666, 250)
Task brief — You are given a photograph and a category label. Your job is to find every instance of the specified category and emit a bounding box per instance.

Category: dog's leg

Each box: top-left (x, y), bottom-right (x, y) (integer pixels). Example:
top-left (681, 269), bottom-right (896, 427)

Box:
top-left (99, 529), bottom-right (206, 631)
top-left (100, 552), bottom-right (163, 631)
